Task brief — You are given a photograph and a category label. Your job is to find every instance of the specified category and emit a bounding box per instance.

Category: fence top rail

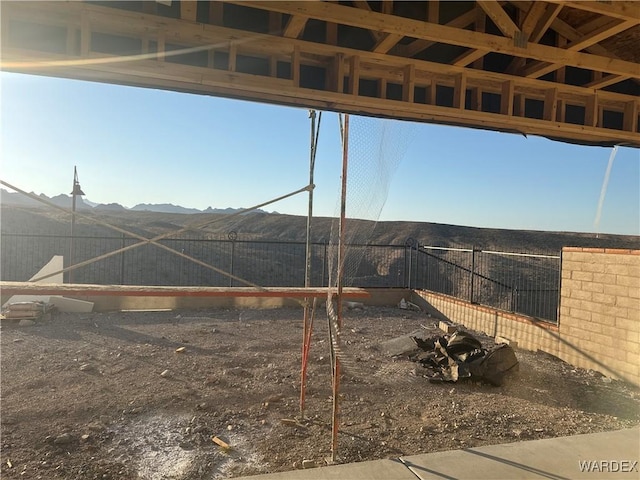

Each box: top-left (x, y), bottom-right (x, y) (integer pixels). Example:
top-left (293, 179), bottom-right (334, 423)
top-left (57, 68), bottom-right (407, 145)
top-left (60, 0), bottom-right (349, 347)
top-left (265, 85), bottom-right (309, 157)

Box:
top-left (480, 250), bottom-right (561, 259)
top-left (419, 245), bottom-right (474, 253)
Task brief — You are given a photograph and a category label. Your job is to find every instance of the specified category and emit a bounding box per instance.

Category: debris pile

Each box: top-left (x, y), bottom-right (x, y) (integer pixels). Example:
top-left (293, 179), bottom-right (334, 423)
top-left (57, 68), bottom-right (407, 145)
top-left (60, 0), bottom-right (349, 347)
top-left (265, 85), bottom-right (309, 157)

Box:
top-left (411, 331), bottom-right (519, 386)
top-left (1, 301), bottom-right (54, 323)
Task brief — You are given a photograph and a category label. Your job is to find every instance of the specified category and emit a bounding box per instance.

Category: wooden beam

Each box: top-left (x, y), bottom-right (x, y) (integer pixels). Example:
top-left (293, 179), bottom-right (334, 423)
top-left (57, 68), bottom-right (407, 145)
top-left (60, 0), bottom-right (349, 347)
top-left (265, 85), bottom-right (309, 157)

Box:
top-left (624, 101), bottom-right (639, 133)
top-left (544, 1), bottom-right (640, 22)
top-left (428, 1), bottom-right (439, 24)
top-left (228, 42), bottom-right (237, 72)
top-left (566, 19), bottom-right (636, 52)
top-left (5, 1), bottom-right (637, 108)
top-left (352, 0), bottom-right (382, 43)
top-left (326, 22), bottom-right (337, 46)
top-left (585, 94), bottom-right (598, 127)
top-left (476, 1), bottom-right (521, 38)
top-left (180, 1), bottom-right (197, 23)
top-left (401, 9), bottom-right (477, 58)
top-left (372, 33), bottom-right (403, 54)
top-left (584, 74), bottom-right (631, 90)
top-left (381, 1), bottom-right (393, 15)
top-left (209, 2), bottom-right (223, 26)
top-left (334, 52), bottom-right (344, 93)
top-left (403, 64), bottom-right (415, 103)
top-left (0, 282), bottom-right (371, 299)
top-left (453, 73), bottom-right (466, 109)
top-left (501, 80), bottom-right (514, 116)
top-left (521, 2), bottom-right (548, 37)
top-left (523, 18), bottom-right (636, 79)
top-left (544, 88), bottom-right (558, 121)
top-left (378, 77), bottom-right (387, 99)
top-left (230, 1), bottom-right (640, 79)
top-left (349, 55), bottom-right (360, 95)
top-left (453, 48), bottom-right (489, 67)
top-left (472, 7), bottom-right (486, 70)
top-left (530, 3), bottom-right (563, 43)
top-left (6, 47), bottom-right (638, 146)
top-left (268, 12), bottom-right (282, 34)
top-left (428, 78), bottom-right (437, 105)
top-left (283, 14), bottom-right (308, 38)
top-left (292, 45), bottom-right (300, 87)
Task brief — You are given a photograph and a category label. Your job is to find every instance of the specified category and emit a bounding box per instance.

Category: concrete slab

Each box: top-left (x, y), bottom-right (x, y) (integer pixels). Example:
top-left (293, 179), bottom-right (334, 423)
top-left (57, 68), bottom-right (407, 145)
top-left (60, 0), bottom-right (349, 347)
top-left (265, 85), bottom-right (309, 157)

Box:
top-left (235, 458), bottom-right (418, 480)
top-left (234, 428), bottom-right (639, 480)
top-left (401, 427), bottom-right (640, 480)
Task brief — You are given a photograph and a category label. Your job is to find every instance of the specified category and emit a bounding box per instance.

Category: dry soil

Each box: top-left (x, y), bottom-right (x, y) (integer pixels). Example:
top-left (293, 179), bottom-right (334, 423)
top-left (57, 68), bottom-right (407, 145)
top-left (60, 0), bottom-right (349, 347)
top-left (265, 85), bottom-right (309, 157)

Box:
top-left (1, 306), bottom-right (639, 479)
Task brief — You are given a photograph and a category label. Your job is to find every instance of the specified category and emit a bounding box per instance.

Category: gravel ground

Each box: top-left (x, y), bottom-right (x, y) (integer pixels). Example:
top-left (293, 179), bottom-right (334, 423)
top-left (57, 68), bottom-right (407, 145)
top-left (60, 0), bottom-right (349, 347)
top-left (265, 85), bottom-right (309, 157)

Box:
top-left (1, 305), bottom-right (639, 479)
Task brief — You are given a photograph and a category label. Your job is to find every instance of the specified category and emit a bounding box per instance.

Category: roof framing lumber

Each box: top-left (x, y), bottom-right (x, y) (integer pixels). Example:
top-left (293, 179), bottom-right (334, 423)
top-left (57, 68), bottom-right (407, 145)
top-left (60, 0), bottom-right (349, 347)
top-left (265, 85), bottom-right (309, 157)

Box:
top-left (1, 0), bottom-right (638, 148)
top-left (229, 1), bottom-right (639, 79)
top-left (476, 1), bottom-right (521, 39)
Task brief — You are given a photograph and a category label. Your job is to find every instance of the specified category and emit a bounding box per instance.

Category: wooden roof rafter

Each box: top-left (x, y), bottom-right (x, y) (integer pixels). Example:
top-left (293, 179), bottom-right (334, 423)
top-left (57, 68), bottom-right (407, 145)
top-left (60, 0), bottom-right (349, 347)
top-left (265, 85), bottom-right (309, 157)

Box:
top-left (1, 0), bottom-right (638, 147)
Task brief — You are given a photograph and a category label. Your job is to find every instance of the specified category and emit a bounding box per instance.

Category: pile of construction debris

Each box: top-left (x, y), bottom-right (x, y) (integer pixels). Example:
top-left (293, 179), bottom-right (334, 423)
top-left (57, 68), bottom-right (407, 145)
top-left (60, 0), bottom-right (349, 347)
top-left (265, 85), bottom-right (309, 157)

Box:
top-left (1, 301), bottom-right (54, 324)
top-left (410, 330), bottom-right (519, 386)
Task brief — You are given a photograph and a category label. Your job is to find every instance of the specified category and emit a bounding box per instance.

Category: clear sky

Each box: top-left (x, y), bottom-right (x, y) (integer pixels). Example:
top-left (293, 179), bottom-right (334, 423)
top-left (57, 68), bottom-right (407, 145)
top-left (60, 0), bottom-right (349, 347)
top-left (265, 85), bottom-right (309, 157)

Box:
top-left (1, 71), bottom-right (638, 236)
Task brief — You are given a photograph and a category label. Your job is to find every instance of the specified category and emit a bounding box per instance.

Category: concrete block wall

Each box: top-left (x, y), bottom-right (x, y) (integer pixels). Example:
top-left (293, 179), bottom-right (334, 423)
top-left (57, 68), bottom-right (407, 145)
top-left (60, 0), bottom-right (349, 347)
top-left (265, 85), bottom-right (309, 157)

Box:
top-left (558, 247), bottom-right (639, 386)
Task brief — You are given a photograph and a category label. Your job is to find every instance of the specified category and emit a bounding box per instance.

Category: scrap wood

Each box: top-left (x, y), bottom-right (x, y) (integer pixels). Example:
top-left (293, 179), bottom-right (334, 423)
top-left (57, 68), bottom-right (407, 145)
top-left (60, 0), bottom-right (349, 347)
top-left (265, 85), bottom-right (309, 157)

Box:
top-left (211, 436), bottom-right (231, 450)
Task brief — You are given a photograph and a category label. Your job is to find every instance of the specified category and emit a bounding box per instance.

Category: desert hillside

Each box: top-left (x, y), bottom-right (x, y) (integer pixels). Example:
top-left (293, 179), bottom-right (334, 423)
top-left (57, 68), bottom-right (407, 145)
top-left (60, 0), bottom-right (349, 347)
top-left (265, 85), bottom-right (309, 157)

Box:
top-left (1, 205), bottom-right (638, 253)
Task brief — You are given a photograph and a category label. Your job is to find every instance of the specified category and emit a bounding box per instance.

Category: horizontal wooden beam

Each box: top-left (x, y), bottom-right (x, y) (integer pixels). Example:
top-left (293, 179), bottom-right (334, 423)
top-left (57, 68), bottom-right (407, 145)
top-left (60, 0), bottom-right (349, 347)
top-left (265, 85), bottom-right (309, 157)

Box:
top-left (0, 282), bottom-right (371, 298)
top-left (4, 47), bottom-right (638, 147)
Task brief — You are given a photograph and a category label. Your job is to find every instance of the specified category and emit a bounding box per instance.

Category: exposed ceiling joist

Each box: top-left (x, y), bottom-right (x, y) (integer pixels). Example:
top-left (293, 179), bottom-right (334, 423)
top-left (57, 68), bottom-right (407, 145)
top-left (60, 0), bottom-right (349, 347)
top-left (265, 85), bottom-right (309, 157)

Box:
top-left (229, 1), bottom-right (639, 79)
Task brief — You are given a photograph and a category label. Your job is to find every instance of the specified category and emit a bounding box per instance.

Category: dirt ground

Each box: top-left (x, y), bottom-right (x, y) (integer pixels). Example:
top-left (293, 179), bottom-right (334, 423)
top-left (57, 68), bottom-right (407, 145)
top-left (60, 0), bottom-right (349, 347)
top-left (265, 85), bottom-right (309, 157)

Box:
top-left (1, 305), bottom-right (639, 479)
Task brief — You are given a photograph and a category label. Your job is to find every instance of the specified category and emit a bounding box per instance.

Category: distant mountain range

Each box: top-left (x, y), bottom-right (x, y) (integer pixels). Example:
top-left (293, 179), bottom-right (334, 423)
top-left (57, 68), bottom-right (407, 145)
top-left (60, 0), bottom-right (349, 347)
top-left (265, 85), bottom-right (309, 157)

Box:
top-left (0, 189), bottom-right (272, 215)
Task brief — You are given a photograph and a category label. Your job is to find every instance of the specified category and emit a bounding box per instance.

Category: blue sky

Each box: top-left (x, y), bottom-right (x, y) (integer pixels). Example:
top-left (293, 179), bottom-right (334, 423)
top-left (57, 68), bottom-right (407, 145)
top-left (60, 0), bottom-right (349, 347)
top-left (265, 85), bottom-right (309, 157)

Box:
top-left (1, 71), bottom-right (638, 235)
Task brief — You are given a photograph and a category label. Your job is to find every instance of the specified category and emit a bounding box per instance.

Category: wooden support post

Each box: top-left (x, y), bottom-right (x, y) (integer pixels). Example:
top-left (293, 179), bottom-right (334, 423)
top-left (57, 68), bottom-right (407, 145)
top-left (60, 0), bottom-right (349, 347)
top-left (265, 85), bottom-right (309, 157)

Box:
top-left (228, 43), bottom-right (237, 72)
top-left (269, 56), bottom-right (278, 77)
top-left (544, 88), bottom-right (558, 121)
top-left (157, 32), bottom-right (165, 62)
top-left (292, 45), bottom-right (300, 87)
top-left (453, 73), bottom-right (466, 109)
top-left (403, 64), bottom-right (415, 103)
top-left (624, 101), bottom-right (638, 132)
top-left (349, 55), bottom-right (360, 95)
top-left (378, 78), bottom-right (387, 99)
top-left (209, 2), bottom-right (223, 26)
top-left (180, 1), bottom-right (198, 22)
top-left (269, 12), bottom-right (282, 33)
top-left (469, 87), bottom-right (481, 111)
top-left (80, 13), bottom-right (90, 56)
top-left (208, 48), bottom-right (215, 68)
top-left (326, 22), bottom-right (338, 46)
top-left (428, 78), bottom-right (437, 105)
top-left (585, 94), bottom-right (598, 127)
top-left (501, 80), bottom-right (514, 116)
top-left (514, 93), bottom-right (525, 117)
top-left (334, 53), bottom-right (344, 93)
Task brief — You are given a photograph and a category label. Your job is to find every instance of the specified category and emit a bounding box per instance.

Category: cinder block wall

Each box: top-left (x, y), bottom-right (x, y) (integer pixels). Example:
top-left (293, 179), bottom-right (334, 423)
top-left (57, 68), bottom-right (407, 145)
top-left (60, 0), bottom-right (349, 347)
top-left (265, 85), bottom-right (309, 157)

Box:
top-left (412, 247), bottom-right (640, 387)
top-left (558, 247), bottom-right (639, 386)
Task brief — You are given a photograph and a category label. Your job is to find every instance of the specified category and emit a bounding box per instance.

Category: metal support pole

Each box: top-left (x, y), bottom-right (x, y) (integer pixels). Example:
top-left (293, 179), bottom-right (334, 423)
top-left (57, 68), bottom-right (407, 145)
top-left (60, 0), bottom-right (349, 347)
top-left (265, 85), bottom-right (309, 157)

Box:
top-left (300, 110), bottom-right (320, 418)
top-left (69, 166), bottom-right (84, 284)
top-left (470, 247), bottom-right (477, 303)
top-left (331, 113), bottom-right (349, 462)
